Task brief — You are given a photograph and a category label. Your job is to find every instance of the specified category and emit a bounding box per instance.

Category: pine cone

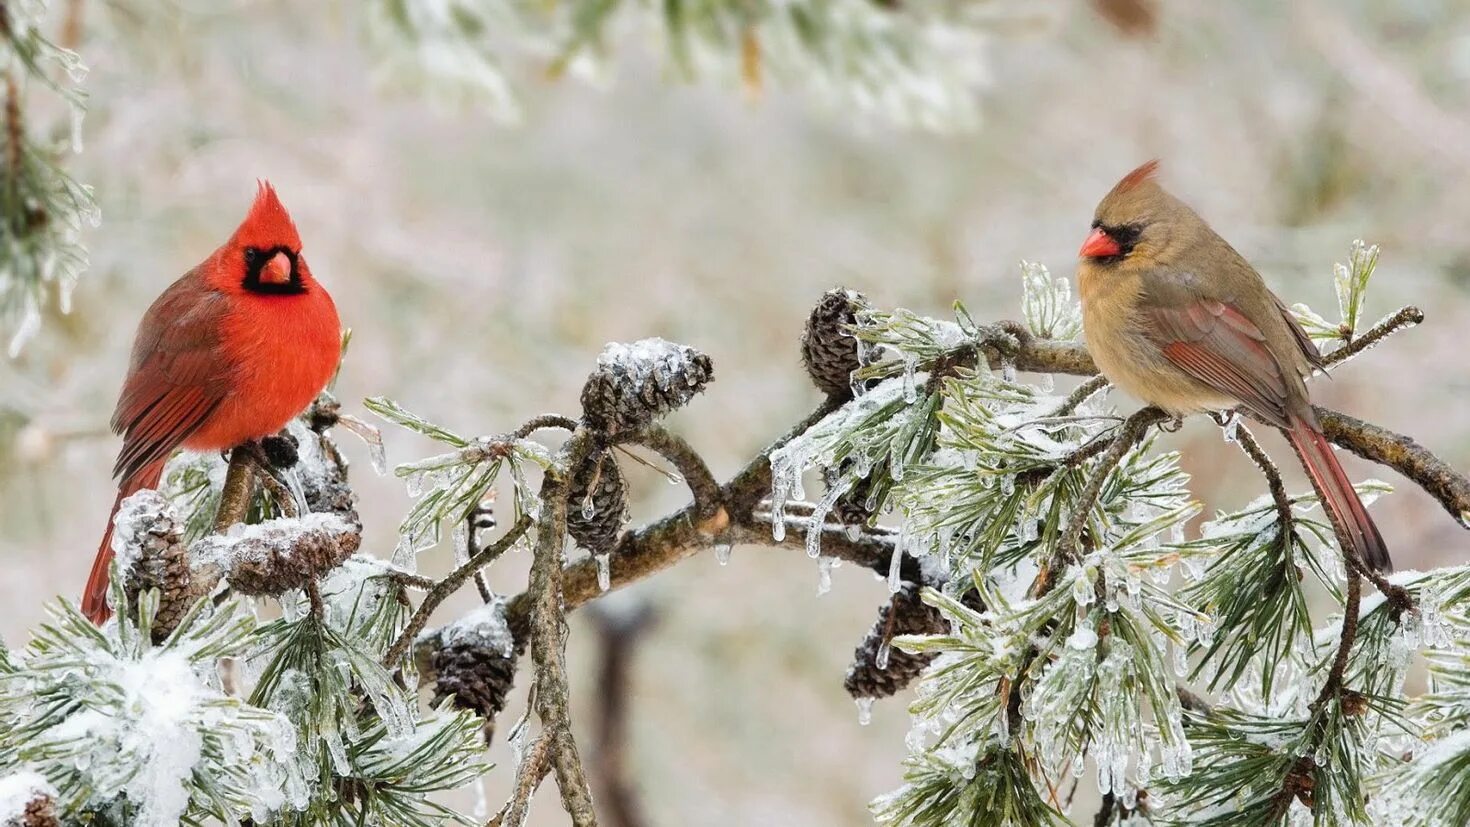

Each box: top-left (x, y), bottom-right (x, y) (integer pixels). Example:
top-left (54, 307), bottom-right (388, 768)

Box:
top-left (801, 288), bottom-right (870, 398)
top-left (843, 584), bottom-right (948, 700)
top-left (580, 339), bottom-right (714, 435)
top-left (568, 451), bottom-right (628, 555)
top-left (431, 640), bottom-right (518, 723)
top-left (20, 794), bottom-right (59, 827)
top-left (825, 464), bottom-right (876, 527)
top-left (110, 491), bottom-right (195, 635)
top-left (197, 515), bottom-right (362, 597)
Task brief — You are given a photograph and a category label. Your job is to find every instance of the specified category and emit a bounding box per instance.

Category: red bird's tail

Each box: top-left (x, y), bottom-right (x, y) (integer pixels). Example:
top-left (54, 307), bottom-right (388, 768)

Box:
top-left (1287, 415), bottom-right (1391, 574)
top-left (84, 460), bottom-right (166, 624)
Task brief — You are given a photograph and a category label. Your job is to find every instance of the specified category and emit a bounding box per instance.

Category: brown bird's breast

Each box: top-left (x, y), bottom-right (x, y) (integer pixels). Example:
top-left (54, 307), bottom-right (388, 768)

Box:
top-left (1079, 266), bottom-right (1236, 415)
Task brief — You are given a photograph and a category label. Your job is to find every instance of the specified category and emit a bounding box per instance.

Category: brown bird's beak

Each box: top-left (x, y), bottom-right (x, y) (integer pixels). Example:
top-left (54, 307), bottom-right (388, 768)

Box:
top-left (1079, 227), bottom-right (1121, 259)
top-left (261, 251), bottom-right (293, 285)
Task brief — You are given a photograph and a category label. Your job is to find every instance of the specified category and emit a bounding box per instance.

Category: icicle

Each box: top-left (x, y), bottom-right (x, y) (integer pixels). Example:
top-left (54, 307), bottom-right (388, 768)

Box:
top-left (1001, 357), bottom-right (1017, 384)
top-left (1221, 413), bottom-right (1239, 443)
top-left (581, 489), bottom-right (597, 520)
top-left (856, 697), bottom-right (874, 726)
top-left (887, 539), bottom-right (904, 594)
top-left (714, 543), bottom-right (733, 566)
top-left (452, 520), bottom-right (471, 567)
top-left (876, 640), bottom-right (892, 670)
top-left (595, 553), bottom-right (611, 592)
top-left (902, 353), bottom-right (919, 403)
top-left (816, 556), bottom-right (833, 595)
top-left (1038, 373), bottom-right (1055, 393)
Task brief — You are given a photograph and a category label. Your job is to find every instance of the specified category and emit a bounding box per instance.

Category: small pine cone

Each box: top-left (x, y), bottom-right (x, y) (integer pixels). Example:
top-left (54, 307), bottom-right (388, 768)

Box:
top-left (112, 491), bottom-right (194, 630)
top-left (198, 514), bottom-right (362, 597)
top-left (801, 288), bottom-right (870, 398)
top-left (844, 584), bottom-right (948, 700)
top-left (431, 640), bottom-right (518, 726)
top-left (580, 338), bottom-right (714, 435)
top-left (567, 452), bottom-right (628, 555)
top-left (21, 795), bottom-right (59, 827)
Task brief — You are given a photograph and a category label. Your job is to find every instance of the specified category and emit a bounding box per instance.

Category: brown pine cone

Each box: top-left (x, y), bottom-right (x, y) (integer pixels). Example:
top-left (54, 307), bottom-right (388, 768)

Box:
top-left (843, 584), bottom-right (948, 700)
top-left (21, 794), bottom-right (59, 827)
top-left (431, 639), bottom-right (518, 723)
top-left (801, 288), bottom-right (870, 398)
top-left (196, 514), bottom-right (362, 597)
top-left (580, 339), bottom-right (714, 435)
top-left (825, 464), bottom-right (877, 527)
top-left (567, 451), bottom-right (628, 555)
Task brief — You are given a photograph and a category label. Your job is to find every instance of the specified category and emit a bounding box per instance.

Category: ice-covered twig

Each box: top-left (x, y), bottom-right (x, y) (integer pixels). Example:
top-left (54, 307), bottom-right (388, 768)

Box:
top-left (1322, 305), bottom-right (1423, 367)
top-left (1316, 406), bottom-right (1470, 527)
top-left (520, 429), bottom-right (598, 826)
top-left (494, 731), bottom-right (554, 827)
top-left (1029, 407), bottom-right (1169, 599)
top-left (1234, 423), bottom-right (1294, 532)
top-left (382, 515), bottom-right (533, 669)
top-left (1050, 374), bottom-right (1110, 417)
top-left (622, 425), bottom-right (723, 523)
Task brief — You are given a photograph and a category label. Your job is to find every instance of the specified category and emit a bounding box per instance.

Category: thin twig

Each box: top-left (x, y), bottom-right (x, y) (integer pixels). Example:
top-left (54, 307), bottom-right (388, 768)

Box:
top-left (1322, 306), bottom-right (1424, 368)
top-left (1030, 407), bottom-right (1168, 598)
top-left (513, 413), bottom-right (581, 439)
top-left (494, 731), bottom-right (554, 827)
top-left (382, 516), bottom-right (533, 668)
top-left (525, 430), bottom-right (598, 826)
top-left (1314, 572), bottom-right (1363, 708)
top-left (1234, 423), bottom-right (1293, 531)
top-left (622, 425), bottom-right (722, 521)
top-left (1051, 374), bottom-right (1110, 417)
top-left (1316, 406), bottom-right (1470, 525)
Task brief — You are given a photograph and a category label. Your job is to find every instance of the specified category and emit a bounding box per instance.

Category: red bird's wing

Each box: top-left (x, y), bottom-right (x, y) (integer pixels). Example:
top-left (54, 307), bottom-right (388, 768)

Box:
top-left (111, 280), bottom-right (233, 482)
top-left (1142, 298), bottom-right (1293, 429)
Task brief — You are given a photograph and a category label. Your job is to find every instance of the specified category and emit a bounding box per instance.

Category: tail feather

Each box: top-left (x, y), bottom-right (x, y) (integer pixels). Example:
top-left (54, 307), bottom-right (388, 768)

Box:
top-left (1287, 416), bottom-right (1391, 573)
top-left (85, 461), bottom-right (166, 624)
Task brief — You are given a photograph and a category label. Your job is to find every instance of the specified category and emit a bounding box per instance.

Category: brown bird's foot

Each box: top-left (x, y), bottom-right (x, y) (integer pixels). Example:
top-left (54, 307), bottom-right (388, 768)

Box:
top-left (243, 438), bottom-right (306, 518)
top-left (1159, 415), bottom-right (1185, 433)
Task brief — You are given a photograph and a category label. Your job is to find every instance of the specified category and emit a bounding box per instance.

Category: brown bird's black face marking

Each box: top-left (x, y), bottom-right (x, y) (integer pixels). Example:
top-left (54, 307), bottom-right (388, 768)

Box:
top-left (1082, 220), bottom-right (1145, 264)
top-left (241, 245), bottom-right (306, 295)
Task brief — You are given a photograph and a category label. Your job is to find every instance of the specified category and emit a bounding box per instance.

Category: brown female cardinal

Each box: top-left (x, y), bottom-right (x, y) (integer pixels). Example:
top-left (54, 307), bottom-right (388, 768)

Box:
top-left (1077, 161), bottom-right (1391, 573)
top-left (85, 182), bottom-right (341, 622)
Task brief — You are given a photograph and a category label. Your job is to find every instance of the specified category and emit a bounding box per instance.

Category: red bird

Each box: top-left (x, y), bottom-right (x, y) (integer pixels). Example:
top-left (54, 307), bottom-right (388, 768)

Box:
top-left (85, 182), bottom-right (341, 622)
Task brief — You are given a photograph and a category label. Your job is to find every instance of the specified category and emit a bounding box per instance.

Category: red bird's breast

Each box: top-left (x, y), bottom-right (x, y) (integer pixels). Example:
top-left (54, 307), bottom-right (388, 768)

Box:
top-left (184, 287), bottom-right (341, 450)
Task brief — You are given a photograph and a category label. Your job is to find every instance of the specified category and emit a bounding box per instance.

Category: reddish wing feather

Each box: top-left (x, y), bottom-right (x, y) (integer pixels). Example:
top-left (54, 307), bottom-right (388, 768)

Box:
top-left (111, 276), bottom-right (232, 482)
top-left (1145, 300), bottom-right (1292, 428)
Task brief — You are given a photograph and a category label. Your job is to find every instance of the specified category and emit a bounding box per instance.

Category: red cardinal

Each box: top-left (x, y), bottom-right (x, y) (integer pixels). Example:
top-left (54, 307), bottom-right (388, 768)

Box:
top-left (85, 182), bottom-right (341, 622)
top-left (1078, 161), bottom-right (1391, 572)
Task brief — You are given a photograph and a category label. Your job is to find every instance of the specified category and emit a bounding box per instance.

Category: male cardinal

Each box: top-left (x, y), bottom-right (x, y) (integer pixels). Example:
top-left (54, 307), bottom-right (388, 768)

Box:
top-left (85, 182), bottom-right (341, 622)
top-left (1077, 161), bottom-right (1390, 573)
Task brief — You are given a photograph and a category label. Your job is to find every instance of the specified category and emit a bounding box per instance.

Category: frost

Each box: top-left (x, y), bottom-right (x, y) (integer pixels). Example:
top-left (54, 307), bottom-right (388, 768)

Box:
top-left (192, 512), bottom-right (355, 572)
top-left (436, 597), bottom-right (515, 659)
top-left (1019, 260), bottom-right (1082, 341)
top-left (1066, 626), bottom-right (1098, 650)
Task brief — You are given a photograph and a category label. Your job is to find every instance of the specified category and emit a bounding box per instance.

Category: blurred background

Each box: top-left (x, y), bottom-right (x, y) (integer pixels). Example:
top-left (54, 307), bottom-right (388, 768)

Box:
top-left (4, 0), bottom-right (1470, 823)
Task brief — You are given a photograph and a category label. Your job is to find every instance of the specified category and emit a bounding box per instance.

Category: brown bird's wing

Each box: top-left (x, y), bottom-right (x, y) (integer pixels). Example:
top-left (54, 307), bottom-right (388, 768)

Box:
top-left (1142, 298), bottom-right (1294, 429)
top-left (111, 277), bottom-right (233, 482)
top-left (1274, 295), bottom-right (1327, 373)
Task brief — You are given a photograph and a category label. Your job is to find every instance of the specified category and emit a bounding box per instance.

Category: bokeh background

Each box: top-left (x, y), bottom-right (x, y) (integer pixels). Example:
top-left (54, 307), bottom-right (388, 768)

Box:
top-left (4, 1), bottom-right (1470, 824)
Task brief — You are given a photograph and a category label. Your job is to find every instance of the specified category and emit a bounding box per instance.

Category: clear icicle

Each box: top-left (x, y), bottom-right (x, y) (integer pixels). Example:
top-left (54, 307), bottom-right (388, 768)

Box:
top-left (714, 543), bottom-right (733, 566)
top-left (595, 553), bottom-right (611, 592)
top-left (887, 540), bottom-right (904, 593)
top-left (582, 490), bottom-right (597, 520)
top-left (816, 556), bottom-right (833, 595)
top-left (856, 697), bottom-right (874, 726)
top-left (902, 353), bottom-right (919, 403)
top-left (876, 640), bottom-right (892, 670)
top-left (1221, 413), bottom-right (1240, 443)
top-left (453, 520), bottom-right (471, 567)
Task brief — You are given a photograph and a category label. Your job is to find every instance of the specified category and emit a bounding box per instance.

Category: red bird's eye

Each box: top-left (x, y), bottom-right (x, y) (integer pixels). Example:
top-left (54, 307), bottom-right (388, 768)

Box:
top-left (1079, 227), bottom-right (1123, 259)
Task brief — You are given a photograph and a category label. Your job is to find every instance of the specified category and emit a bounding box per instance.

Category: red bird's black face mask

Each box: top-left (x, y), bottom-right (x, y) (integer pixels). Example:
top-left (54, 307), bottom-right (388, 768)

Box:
top-left (242, 245), bottom-right (305, 295)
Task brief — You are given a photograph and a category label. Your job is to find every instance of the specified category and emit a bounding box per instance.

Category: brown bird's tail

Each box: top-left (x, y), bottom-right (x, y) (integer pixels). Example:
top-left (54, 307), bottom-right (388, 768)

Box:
top-left (1286, 415), bottom-right (1392, 574)
top-left (84, 460), bottom-right (166, 624)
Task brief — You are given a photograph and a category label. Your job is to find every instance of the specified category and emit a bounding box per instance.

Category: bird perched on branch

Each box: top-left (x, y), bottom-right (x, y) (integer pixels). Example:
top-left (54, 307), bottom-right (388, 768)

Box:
top-left (1077, 161), bottom-right (1390, 573)
top-left (85, 182), bottom-right (342, 622)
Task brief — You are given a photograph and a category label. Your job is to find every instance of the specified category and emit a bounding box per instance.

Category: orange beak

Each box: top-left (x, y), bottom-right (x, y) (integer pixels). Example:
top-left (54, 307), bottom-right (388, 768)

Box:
top-left (1079, 227), bottom-right (1122, 259)
top-left (261, 251), bottom-right (293, 285)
